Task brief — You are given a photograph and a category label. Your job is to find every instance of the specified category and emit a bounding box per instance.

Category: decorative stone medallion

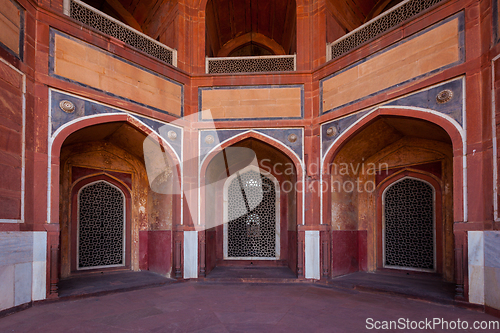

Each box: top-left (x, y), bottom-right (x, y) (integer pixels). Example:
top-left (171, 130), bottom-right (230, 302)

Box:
top-left (326, 127), bottom-right (337, 137)
top-left (287, 133), bottom-right (298, 143)
top-left (59, 100), bottom-right (75, 113)
top-left (205, 135), bottom-right (215, 145)
top-left (436, 89), bottom-right (453, 104)
top-left (167, 130), bottom-right (177, 141)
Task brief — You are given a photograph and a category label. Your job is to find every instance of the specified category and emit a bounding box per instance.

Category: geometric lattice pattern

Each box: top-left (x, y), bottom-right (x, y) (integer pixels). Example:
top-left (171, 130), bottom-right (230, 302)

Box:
top-left (78, 181), bottom-right (125, 269)
top-left (207, 56), bottom-right (295, 74)
top-left (384, 178), bottom-right (434, 270)
top-left (70, 0), bottom-right (175, 66)
top-left (328, 0), bottom-right (445, 61)
top-left (227, 170), bottom-right (276, 258)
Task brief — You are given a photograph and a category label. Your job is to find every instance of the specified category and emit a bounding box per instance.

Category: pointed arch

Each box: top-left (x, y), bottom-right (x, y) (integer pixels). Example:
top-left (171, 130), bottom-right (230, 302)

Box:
top-left (48, 113), bottom-right (182, 224)
top-left (375, 170), bottom-right (444, 274)
top-left (320, 106), bottom-right (465, 225)
top-left (71, 175), bottom-right (132, 272)
top-left (199, 130), bottom-right (304, 227)
top-left (217, 33), bottom-right (286, 57)
top-left (322, 107), bottom-right (464, 171)
top-left (222, 164), bottom-right (281, 260)
top-left (200, 130), bottom-right (303, 175)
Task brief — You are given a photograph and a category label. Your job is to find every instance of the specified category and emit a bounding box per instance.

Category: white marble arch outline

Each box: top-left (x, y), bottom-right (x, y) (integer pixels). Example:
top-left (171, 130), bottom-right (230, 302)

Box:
top-left (198, 129), bottom-right (306, 226)
top-left (222, 164), bottom-right (281, 260)
top-left (381, 176), bottom-right (437, 273)
top-left (320, 104), bottom-right (467, 225)
top-left (47, 88), bottom-right (183, 225)
top-left (492, 53), bottom-right (500, 222)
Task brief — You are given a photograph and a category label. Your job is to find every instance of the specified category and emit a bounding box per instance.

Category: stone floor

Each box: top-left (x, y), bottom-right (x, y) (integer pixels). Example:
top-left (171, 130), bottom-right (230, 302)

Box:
top-left (205, 267), bottom-right (297, 282)
top-left (58, 271), bottom-right (174, 298)
top-left (0, 282), bottom-right (497, 332)
top-left (327, 271), bottom-right (456, 305)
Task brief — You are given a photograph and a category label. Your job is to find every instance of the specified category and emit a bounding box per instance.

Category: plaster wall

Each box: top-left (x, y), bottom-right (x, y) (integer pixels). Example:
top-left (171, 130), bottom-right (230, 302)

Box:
top-left (58, 141), bottom-right (161, 277)
top-left (332, 127), bottom-right (454, 280)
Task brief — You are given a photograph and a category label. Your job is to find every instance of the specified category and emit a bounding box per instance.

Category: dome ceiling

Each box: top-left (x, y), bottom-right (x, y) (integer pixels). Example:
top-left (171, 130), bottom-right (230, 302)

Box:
top-left (80, 0), bottom-right (404, 56)
top-left (205, 0), bottom-right (297, 57)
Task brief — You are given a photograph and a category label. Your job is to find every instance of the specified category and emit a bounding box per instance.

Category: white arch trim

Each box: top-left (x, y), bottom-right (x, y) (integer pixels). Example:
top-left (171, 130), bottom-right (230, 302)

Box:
top-left (320, 105), bottom-right (467, 225)
top-left (199, 129), bottom-right (304, 170)
top-left (222, 165), bottom-right (281, 260)
top-left (381, 176), bottom-right (437, 273)
top-left (76, 180), bottom-right (126, 270)
top-left (198, 129), bottom-right (306, 226)
top-left (492, 53), bottom-right (500, 221)
top-left (47, 90), bottom-right (183, 225)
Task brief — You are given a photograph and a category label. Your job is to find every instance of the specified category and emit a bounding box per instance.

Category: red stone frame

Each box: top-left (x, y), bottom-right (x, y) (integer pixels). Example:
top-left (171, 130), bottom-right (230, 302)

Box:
top-left (50, 114), bottom-right (183, 225)
top-left (321, 109), bottom-right (464, 285)
top-left (322, 108), bottom-right (464, 226)
top-left (375, 170), bottom-right (444, 275)
top-left (49, 114), bottom-right (183, 285)
top-left (187, 0), bottom-right (317, 73)
top-left (70, 174), bottom-right (132, 273)
top-left (211, 165), bottom-right (288, 268)
top-left (198, 132), bottom-right (305, 276)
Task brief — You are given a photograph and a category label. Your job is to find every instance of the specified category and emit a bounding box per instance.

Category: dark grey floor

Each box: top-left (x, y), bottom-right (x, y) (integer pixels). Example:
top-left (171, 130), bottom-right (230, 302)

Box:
top-left (206, 266), bottom-right (297, 281)
top-left (58, 271), bottom-right (174, 298)
top-left (0, 282), bottom-right (495, 332)
top-left (328, 271), bottom-right (456, 304)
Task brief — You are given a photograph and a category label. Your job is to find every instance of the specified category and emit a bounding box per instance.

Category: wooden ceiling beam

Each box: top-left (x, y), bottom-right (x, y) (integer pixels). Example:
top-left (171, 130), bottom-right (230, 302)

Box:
top-left (325, 0), bottom-right (363, 32)
top-left (217, 32), bottom-right (286, 57)
top-left (105, 0), bottom-right (143, 31)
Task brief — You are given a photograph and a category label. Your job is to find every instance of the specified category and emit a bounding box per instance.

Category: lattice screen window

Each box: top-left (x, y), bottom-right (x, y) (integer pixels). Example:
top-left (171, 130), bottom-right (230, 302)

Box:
top-left (69, 0), bottom-right (176, 66)
top-left (226, 170), bottom-right (277, 258)
top-left (207, 55), bottom-right (296, 74)
top-left (384, 178), bottom-right (435, 271)
top-left (78, 181), bottom-right (125, 269)
top-left (328, 0), bottom-right (446, 61)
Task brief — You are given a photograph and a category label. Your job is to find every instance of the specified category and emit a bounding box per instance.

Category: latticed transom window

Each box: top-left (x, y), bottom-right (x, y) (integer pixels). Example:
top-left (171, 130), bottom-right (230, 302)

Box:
top-left (226, 170), bottom-right (277, 259)
top-left (78, 181), bottom-right (125, 269)
top-left (69, 0), bottom-right (175, 65)
top-left (383, 178), bottom-right (435, 271)
top-left (328, 0), bottom-right (446, 61)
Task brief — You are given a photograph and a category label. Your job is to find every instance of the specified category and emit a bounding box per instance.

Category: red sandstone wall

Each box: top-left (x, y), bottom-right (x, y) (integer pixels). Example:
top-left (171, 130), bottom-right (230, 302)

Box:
top-left (0, 59), bottom-right (23, 221)
top-left (0, 0), bottom-right (494, 305)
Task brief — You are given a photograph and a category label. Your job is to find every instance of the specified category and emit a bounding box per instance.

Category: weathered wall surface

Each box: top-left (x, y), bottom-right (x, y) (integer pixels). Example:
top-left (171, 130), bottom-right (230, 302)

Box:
top-left (59, 141), bottom-right (152, 278)
top-left (0, 58), bottom-right (23, 221)
top-left (331, 118), bottom-right (454, 281)
top-left (0, 0), bottom-right (21, 57)
top-left (361, 138), bottom-right (453, 280)
top-left (321, 16), bottom-right (462, 113)
top-left (200, 86), bottom-right (302, 120)
top-left (52, 31), bottom-right (183, 117)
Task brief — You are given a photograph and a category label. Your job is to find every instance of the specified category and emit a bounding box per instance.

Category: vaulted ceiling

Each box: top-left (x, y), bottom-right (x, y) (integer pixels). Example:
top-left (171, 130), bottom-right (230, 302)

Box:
top-left (326, 0), bottom-right (405, 32)
top-left (83, 0), bottom-right (175, 35)
top-left (82, 0), bottom-right (404, 56)
top-left (205, 0), bottom-right (297, 57)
